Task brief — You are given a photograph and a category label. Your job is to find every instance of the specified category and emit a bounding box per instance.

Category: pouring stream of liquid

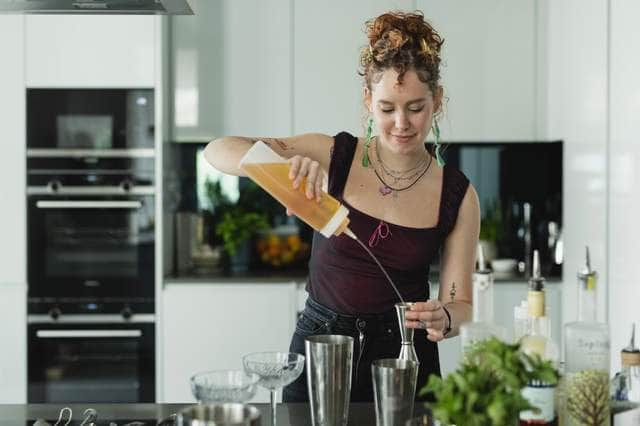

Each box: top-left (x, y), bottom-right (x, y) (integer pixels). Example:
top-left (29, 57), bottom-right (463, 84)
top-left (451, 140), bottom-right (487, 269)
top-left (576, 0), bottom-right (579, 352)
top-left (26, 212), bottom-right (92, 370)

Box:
top-left (344, 228), bottom-right (406, 305)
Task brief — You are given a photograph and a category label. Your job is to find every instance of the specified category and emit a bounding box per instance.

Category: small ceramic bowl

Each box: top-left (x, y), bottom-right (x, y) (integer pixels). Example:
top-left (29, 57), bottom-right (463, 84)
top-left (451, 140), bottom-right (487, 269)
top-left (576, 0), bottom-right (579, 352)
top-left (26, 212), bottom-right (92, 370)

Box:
top-left (491, 258), bottom-right (518, 273)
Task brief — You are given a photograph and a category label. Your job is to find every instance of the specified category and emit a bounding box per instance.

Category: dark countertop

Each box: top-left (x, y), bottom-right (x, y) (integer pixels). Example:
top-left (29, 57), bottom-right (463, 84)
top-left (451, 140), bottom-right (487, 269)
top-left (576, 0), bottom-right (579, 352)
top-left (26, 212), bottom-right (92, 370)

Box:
top-left (164, 271), bottom-right (561, 285)
top-left (0, 403), bottom-right (386, 425)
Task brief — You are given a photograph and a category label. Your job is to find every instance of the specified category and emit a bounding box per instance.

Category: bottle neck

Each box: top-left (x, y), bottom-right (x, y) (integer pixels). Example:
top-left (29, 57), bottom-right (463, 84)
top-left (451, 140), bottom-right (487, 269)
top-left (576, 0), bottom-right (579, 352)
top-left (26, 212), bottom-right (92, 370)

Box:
top-left (578, 277), bottom-right (597, 322)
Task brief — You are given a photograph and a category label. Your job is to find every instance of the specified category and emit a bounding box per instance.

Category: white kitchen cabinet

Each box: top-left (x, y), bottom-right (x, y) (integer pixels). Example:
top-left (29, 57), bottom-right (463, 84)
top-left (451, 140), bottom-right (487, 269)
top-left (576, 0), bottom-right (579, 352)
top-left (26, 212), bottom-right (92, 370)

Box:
top-left (25, 15), bottom-right (157, 87)
top-left (0, 15), bottom-right (26, 286)
top-left (170, 0), bottom-right (292, 142)
top-left (293, 0), bottom-right (413, 136)
top-left (0, 283), bottom-right (27, 403)
top-left (161, 282), bottom-right (298, 403)
top-left (416, 0), bottom-right (538, 141)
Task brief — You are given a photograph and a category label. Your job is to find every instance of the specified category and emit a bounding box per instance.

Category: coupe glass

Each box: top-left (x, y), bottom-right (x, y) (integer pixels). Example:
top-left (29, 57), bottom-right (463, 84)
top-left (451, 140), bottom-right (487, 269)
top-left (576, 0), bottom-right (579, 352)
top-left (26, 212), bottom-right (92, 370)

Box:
top-left (190, 369), bottom-right (259, 403)
top-left (242, 352), bottom-right (305, 426)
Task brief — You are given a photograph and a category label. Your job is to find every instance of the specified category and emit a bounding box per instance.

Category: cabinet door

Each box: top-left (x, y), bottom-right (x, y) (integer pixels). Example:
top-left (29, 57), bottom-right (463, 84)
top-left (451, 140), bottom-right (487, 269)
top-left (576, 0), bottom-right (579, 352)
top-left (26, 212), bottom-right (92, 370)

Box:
top-left (25, 15), bottom-right (156, 87)
top-left (416, 0), bottom-right (537, 141)
top-left (162, 283), bottom-right (297, 403)
top-left (293, 1), bottom-right (413, 136)
top-left (0, 15), bottom-right (26, 285)
top-left (0, 284), bottom-right (27, 403)
top-left (171, 0), bottom-right (292, 142)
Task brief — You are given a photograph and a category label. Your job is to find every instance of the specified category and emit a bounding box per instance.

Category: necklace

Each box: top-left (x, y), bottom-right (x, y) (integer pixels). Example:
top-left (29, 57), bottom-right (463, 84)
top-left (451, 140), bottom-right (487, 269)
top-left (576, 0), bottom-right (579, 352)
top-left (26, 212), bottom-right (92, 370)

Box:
top-left (375, 137), bottom-right (429, 181)
top-left (372, 154), bottom-right (433, 199)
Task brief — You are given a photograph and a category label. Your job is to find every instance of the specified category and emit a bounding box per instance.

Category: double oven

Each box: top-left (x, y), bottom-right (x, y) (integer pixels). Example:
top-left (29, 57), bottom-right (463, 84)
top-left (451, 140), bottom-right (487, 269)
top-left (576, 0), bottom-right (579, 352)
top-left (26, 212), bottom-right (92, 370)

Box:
top-left (26, 89), bottom-right (156, 403)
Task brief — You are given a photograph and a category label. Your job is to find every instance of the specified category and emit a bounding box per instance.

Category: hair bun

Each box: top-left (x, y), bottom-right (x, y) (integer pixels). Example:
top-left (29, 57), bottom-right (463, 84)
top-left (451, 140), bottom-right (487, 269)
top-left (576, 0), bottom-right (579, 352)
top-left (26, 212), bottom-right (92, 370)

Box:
top-left (360, 11), bottom-right (444, 93)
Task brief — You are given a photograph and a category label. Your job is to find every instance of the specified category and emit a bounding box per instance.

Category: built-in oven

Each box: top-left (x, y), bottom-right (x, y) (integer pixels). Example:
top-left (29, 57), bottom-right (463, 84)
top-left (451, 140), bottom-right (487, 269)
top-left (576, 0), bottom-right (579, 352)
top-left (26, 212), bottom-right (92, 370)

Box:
top-left (27, 314), bottom-right (155, 403)
top-left (27, 155), bottom-right (156, 313)
top-left (26, 88), bottom-right (157, 403)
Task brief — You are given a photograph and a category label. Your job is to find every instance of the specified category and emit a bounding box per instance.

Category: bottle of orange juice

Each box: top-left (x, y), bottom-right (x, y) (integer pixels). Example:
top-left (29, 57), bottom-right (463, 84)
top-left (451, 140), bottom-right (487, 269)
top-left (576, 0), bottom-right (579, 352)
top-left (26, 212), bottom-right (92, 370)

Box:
top-left (239, 141), bottom-right (355, 239)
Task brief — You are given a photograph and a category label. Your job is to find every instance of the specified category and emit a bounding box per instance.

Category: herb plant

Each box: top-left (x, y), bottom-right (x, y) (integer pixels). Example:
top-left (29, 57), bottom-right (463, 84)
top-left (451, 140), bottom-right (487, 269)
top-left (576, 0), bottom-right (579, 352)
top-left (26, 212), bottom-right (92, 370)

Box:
top-left (422, 337), bottom-right (559, 426)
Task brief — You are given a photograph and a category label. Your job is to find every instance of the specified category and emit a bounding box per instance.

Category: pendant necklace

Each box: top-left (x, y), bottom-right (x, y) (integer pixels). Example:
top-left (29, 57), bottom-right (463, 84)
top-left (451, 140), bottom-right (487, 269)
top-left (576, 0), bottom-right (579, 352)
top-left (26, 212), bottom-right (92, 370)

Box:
top-left (369, 138), bottom-right (433, 198)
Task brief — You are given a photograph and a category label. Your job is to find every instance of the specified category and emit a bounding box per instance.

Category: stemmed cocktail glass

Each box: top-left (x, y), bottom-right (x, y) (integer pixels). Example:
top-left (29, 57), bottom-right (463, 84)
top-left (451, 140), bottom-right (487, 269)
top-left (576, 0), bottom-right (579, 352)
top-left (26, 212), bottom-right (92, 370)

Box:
top-left (242, 351), bottom-right (305, 426)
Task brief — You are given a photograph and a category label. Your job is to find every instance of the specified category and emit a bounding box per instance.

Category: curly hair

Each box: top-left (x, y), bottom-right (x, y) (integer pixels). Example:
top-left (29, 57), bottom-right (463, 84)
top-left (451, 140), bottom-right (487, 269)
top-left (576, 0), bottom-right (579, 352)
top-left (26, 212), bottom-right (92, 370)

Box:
top-left (359, 11), bottom-right (444, 95)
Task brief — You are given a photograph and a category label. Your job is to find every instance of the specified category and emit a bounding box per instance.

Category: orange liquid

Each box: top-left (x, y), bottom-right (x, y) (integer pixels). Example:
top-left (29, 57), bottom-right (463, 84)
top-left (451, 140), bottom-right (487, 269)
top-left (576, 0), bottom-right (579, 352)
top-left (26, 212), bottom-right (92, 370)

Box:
top-left (241, 162), bottom-right (348, 234)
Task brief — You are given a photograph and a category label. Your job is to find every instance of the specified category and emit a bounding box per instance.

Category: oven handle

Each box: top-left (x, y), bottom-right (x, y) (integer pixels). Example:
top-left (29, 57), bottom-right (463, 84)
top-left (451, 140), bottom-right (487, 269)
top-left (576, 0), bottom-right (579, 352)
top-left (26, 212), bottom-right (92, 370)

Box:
top-left (35, 200), bottom-right (143, 209)
top-left (36, 330), bottom-right (142, 338)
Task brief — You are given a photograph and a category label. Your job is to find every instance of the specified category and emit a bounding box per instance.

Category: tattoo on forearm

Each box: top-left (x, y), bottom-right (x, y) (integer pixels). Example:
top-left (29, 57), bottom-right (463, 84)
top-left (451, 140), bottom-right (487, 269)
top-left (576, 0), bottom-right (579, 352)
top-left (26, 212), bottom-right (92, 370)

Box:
top-left (273, 138), bottom-right (291, 151)
top-left (449, 282), bottom-right (456, 303)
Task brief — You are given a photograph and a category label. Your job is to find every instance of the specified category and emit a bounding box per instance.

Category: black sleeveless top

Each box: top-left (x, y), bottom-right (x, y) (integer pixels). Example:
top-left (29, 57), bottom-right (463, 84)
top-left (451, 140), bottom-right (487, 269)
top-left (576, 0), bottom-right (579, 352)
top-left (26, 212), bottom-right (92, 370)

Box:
top-left (307, 132), bottom-right (470, 314)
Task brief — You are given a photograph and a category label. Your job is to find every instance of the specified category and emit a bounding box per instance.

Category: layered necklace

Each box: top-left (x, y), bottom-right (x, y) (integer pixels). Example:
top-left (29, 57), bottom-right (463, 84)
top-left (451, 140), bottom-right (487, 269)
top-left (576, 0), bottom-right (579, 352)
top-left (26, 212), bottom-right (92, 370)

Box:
top-left (370, 137), bottom-right (433, 199)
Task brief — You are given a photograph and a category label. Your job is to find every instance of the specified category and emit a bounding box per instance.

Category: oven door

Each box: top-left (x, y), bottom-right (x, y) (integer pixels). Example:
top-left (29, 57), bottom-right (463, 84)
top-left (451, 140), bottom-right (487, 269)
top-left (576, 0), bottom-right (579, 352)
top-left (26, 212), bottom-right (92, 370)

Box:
top-left (27, 194), bottom-right (155, 301)
top-left (27, 317), bottom-right (155, 403)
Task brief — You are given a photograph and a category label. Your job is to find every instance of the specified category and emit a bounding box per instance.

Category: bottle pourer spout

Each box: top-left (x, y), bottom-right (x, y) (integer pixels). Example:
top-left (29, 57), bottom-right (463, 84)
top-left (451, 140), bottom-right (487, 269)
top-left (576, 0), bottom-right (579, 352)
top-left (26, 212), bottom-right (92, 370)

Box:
top-left (344, 227), bottom-right (357, 240)
top-left (625, 323), bottom-right (638, 353)
top-left (477, 243), bottom-right (487, 272)
top-left (528, 250), bottom-right (545, 291)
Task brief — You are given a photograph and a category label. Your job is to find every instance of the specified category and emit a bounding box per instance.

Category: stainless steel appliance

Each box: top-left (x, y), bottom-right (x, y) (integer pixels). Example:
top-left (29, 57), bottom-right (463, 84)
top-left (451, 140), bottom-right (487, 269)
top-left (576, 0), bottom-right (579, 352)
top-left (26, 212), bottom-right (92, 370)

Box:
top-left (26, 88), bottom-right (156, 403)
top-left (27, 314), bottom-right (155, 403)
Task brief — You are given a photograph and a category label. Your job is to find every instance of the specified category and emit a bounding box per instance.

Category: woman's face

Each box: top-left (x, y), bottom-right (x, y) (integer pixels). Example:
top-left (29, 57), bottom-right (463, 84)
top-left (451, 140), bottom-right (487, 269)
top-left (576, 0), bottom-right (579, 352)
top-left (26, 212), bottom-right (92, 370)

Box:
top-left (365, 68), bottom-right (442, 156)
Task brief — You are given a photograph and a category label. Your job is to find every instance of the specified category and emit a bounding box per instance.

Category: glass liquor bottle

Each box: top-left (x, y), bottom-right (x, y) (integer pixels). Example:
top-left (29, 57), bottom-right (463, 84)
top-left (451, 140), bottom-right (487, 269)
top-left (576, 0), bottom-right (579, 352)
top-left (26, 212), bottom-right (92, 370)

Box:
top-left (611, 324), bottom-right (640, 413)
top-left (563, 247), bottom-right (610, 426)
top-left (519, 250), bottom-right (559, 425)
top-left (459, 243), bottom-right (506, 353)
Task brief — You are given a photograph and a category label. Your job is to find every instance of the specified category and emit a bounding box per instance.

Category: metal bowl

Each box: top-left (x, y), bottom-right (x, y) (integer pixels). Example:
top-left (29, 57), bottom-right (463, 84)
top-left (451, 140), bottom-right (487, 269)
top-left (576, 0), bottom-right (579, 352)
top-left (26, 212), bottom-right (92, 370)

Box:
top-left (176, 403), bottom-right (261, 426)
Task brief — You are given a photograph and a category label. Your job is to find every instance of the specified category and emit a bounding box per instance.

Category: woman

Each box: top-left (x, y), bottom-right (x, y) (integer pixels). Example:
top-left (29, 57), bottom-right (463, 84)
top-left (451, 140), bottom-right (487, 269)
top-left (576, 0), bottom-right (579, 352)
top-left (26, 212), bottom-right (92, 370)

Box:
top-left (203, 10), bottom-right (479, 402)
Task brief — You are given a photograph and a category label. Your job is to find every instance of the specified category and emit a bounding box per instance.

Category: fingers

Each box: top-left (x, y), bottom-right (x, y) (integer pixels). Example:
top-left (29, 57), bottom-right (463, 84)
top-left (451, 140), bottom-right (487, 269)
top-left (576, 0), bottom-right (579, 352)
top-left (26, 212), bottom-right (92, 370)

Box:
top-left (288, 156), bottom-right (324, 202)
top-left (404, 300), bottom-right (445, 323)
top-left (404, 320), bottom-right (445, 342)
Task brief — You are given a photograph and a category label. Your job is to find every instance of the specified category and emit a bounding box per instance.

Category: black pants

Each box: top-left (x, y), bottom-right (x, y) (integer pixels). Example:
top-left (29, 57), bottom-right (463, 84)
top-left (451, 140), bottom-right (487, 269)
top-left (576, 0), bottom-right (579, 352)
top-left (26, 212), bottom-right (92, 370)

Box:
top-left (282, 297), bottom-right (441, 403)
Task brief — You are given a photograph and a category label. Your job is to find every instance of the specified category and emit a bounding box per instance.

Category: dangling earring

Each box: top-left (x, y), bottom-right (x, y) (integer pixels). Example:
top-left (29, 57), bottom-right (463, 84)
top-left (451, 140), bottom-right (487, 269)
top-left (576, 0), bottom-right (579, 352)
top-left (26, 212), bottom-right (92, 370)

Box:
top-left (432, 117), bottom-right (445, 167)
top-left (362, 116), bottom-right (374, 168)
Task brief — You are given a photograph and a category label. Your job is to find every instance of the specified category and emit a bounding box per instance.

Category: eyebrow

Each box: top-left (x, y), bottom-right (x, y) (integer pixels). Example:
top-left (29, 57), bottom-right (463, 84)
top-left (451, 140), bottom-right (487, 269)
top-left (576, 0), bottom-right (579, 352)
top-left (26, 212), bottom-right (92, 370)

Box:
top-left (377, 98), bottom-right (427, 105)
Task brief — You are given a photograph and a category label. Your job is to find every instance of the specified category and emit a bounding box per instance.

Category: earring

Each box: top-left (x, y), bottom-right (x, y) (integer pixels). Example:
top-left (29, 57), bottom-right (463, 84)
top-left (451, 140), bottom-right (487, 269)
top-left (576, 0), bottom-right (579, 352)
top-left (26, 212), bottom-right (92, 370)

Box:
top-left (362, 116), bottom-right (374, 168)
top-left (432, 117), bottom-right (445, 167)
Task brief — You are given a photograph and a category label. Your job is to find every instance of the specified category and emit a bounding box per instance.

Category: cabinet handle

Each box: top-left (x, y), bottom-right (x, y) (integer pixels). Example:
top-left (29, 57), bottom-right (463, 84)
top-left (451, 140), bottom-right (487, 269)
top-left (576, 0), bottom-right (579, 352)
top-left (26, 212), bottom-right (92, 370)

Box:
top-left (36, 330), bottom-right (142, 338)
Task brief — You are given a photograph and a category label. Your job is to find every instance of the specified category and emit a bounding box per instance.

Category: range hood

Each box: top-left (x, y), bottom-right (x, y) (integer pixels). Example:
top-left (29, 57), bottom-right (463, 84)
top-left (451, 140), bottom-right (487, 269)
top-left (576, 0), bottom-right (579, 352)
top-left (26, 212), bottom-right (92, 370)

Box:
top-left (0, 0), bottom-right (193, 14)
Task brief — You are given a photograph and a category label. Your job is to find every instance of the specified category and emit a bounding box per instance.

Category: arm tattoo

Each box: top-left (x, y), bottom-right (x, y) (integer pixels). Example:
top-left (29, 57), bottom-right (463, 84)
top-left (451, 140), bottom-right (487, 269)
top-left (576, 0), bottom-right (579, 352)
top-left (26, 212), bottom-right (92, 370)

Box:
top-left (449, 282), bottom-right (456, 303)
top-left (273, 138), bottom-right (291, 151)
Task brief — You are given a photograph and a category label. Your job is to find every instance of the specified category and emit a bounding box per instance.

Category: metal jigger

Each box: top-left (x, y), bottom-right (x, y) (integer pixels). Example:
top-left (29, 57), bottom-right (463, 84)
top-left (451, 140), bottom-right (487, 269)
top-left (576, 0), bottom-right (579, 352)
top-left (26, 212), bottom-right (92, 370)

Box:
top-left (395, 302), bottom-right (419, 364)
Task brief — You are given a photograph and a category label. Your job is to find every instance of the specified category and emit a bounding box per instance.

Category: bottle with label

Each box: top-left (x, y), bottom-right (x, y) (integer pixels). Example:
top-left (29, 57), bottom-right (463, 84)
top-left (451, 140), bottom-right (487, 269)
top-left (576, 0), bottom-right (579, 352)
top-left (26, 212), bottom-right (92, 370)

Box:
top-left (563, 247), bottom-right (610, 426)
top-left (519, 250), bottom-right (559, 425)
top-left (459, 243), bottom-right (506, 353)
top-left (239, 141), bottom-right (354, 239)
top-left (611, 324), bottom-right (640, 415)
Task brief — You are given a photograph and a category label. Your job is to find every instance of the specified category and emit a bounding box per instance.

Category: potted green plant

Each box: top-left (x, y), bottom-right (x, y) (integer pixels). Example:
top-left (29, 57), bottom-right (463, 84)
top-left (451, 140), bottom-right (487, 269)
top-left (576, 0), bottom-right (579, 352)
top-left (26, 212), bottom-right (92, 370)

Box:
top-left (215, 207), bottom-right (269, 272)
top-left (479, 199), bottom-right (504, 262)
top-left (422, 337), bottom-right (559, 426)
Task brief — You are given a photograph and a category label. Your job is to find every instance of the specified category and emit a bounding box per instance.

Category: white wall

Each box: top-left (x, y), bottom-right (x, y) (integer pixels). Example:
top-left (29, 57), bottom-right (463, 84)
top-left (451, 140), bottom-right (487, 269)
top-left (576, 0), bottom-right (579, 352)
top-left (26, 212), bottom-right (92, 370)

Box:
top-left (609, 0), bottom-right (640, 374)
top-left (545, 0), bottom-right (609, 351)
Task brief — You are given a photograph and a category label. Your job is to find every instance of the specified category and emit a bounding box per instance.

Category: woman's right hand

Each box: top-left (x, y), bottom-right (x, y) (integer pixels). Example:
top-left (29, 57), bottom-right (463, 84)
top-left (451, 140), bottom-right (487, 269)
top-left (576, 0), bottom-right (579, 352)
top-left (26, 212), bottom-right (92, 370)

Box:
top-left (287, 155), bottom-right (326, 216)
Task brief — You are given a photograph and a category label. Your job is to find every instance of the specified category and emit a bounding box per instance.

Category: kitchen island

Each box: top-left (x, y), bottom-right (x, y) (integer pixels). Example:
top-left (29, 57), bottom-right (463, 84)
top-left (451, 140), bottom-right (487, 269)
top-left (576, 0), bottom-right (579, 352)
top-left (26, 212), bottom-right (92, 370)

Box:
top-left (0, 402), bottom-right (390, 425)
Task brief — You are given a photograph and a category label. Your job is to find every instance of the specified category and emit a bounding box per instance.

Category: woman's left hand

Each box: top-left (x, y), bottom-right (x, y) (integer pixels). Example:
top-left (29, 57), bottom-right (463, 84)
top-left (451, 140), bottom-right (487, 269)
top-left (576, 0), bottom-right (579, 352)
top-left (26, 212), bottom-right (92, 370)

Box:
top-left (404, 300), bottom-right (448, 342)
